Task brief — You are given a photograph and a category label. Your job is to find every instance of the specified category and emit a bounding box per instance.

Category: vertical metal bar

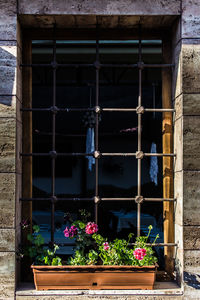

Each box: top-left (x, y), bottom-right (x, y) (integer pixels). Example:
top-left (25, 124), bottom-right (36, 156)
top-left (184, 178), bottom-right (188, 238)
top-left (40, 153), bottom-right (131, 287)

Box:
top-left (51, 34), bottom-right (56, 244)
top-left (137, 28), bottom-right (142, 237)
top-left (95, 36), bottom-right (99, 224)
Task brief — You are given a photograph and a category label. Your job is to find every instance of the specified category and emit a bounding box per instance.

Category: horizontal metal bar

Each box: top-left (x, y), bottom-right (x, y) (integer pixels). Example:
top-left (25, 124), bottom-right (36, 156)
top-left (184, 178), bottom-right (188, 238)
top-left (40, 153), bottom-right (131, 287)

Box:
top-left (20, 152), bottom-right (175, 157)
top-left (20, 63), bottom-right (175, 69)
top-left (129, 243), bottom-right (177, 247)
top-left (21, 107), bottom-right (175, 113)
top-left (20, 197), bottom-right (176, 202)
top-left (20, 197), bottom-right (93, 201)
top-left (20, 152), bottom-right (93, 157)
top-left (101, 153), bottom-right (136, 157)
top-left (145, 108), bottom-right (175, 112)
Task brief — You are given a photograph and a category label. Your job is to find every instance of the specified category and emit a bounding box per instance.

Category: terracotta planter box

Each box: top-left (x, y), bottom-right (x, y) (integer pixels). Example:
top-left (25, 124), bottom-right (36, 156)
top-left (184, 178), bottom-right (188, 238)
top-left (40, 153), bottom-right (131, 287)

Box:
top-left (31, 265), bottom-right (157, 290)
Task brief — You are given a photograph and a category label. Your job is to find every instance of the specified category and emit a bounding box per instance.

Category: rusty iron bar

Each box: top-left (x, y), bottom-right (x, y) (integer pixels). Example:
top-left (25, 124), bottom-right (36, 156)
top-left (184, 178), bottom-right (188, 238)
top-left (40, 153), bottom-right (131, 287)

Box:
top-left (20, 197), bottom-right (176, 202)
top-left (20, 152), bottom-right (175, 157)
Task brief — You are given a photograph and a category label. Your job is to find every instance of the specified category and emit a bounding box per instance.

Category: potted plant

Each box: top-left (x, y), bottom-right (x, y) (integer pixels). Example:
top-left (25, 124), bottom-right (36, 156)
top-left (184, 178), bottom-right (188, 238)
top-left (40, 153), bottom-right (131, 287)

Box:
top-left (22, 214), bottom-right (159, 290)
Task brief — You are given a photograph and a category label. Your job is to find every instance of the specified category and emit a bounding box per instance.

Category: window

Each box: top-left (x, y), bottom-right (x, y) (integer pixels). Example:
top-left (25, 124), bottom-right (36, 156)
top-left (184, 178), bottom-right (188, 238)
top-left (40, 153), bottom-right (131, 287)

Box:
top-left (21, 29), bottom-right (175, 274)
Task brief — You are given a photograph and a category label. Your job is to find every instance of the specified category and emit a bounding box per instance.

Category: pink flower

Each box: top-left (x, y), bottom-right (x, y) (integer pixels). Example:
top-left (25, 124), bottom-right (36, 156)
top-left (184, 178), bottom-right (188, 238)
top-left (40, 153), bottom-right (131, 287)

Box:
top-left (85, 222), bottom-right (98, 234)
top-left (64, 225), bottom-right (78, 238)
top-left (103, 242), bottom-right (109, 251)
top-left (133, 248), bottom-right (147, 260)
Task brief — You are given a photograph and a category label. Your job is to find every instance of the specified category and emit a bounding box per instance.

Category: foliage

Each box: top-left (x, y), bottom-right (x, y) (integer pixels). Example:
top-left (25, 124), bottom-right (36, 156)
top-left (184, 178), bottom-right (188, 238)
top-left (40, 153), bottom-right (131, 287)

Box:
top-left (64, 212), bottom-right (159, 266)
top-left (22, 225), bottom-right (62, 266)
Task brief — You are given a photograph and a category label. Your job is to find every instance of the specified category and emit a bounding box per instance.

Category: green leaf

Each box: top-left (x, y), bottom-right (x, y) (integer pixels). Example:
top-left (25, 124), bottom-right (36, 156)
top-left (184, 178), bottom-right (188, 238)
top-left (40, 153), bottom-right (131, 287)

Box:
top-left (33, 225), bottom-right (40, 233)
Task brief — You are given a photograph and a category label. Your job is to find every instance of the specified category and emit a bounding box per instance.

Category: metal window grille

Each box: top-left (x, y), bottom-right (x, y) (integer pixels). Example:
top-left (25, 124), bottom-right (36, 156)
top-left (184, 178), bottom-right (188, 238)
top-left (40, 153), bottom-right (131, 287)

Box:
top-left (20, 29), bottom-right (176, 248)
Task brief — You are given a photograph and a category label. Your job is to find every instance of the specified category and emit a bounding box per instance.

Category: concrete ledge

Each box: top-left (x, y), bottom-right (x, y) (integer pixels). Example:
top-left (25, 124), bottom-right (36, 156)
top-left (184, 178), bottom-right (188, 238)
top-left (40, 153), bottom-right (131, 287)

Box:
top-left (16, 282), bottom-right (182, 297)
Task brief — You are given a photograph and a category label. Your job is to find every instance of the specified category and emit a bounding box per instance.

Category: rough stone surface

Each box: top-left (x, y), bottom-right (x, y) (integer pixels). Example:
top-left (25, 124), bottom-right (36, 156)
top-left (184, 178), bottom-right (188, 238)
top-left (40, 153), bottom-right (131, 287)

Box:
top-left (0, 95), bottom-right (21, 121)
top-left (18, 0), bottom-right (181, 15)
top-left (183, 171), bottom-right (200, 226)
top-left (174, 170), bottom-right (183, 226)
top-left (182, 93), bottom-right (200, 116)
top-left (0, 229), bottom-right (15, 251)
top-left (183, 116), bottom-right (200, 170)
top-left (0, 0), bottom-right (17, 40)
top-left (172, 42), bottom-right (182, 100)
top-left (182, 42), bottom-right (200, 93)
top-left (184, 250), bottom-right (200, 274)
top-left (0, 173), bottom-right (15, 228)
top-left (0, 118), bottom-right (15, 172)
top-left (0, 252), bottom-right (15, 300)
top-left (182, 0), bottom-right (200, 38)
top-left (184, 226), bottom-right (200, 250)
top-left (16, 296), bottom-right (183, 300)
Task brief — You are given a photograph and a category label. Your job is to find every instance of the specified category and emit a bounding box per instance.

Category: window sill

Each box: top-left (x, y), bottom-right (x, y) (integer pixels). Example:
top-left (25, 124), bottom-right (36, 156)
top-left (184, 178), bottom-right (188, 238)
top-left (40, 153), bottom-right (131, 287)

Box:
top-left (16, 282), bottom-right (183, 297)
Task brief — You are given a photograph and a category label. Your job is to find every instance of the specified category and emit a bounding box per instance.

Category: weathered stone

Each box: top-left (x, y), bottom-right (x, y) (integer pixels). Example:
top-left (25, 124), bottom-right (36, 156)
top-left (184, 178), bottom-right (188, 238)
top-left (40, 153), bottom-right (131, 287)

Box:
top-left (0, 252), bottom-right (15, 299)
top-left (16, 297), bottom-right (183, 300)
top-left (175, 224), bottom-right (183, 249)
top-left (18, 0), bottom-right (181, 15)
top-left (174, 116), bottom-right (183, 172)
top-left (0, 0), bottom-right (17, 40)
top-left (0, 118), bottom-right (15, 172)
top-left (182, 42), bottom-right (200, 93)
top-left (175, 248), bottom-right (184, 287)
top-left (183, 93), bottom-right (200, 116)
top-left (174, 171), bottom-right (183, 226)
top-left (0, 95), bottom-right (21, 122)
top-left (0, 173), bottom-right (15, 228)
top-left (183, 116), bottom-right (200, 170)
top-left (0, 229), bottom-right (15, 251)
top-left (182, 0), bottom-right (200, 38)
top-left (184, 250), bottom-right (200, 273)
top-left (184, 226), bottom-right (200, 250)
top-left (183, 171), bottom-right (200, 226)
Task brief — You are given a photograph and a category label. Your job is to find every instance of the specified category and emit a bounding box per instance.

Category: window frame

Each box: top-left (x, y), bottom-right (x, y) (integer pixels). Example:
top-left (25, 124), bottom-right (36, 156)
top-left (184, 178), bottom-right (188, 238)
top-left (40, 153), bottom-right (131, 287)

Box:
top-left (21, 28), bottom-right (175, 278)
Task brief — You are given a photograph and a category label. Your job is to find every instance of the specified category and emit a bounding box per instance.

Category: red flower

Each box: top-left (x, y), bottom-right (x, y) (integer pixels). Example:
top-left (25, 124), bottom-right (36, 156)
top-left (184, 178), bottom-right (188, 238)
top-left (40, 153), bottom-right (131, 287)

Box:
top-left (103, 242), bottom-right (109, 251)
top-left (85, 222), bottom-right (98, 234)
top-left (133, 248), bottom-right (147, 260)
top-left (64, 225), bottom-right (78, 238)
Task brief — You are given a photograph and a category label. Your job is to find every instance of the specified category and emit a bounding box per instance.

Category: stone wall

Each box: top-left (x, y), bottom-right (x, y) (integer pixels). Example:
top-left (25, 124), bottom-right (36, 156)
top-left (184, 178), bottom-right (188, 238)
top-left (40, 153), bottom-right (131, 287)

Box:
top-left (0, 0), bottom-right (200, 299)
top-left (0, 0), bottom-right (22, 299)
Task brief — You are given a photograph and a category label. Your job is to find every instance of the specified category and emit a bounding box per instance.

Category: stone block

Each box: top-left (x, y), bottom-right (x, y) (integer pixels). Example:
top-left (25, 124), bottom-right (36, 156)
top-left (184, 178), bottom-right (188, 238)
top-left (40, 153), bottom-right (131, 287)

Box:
top-left (0, 229), bottom-right (15, 251)
top-left (18, 0), bottom-right (181, 15)
top-left (0, 252), bottom-right (15, 299)
top-left (184, 250), bottom-right (200, 274)
top-left (174, 94), bottom-right (182, 121)
top-left (182, 42), bottom-right (200, 94)
top-left (0, 0), bottom-right (17, 40)
top-left (183, 93), bottom-right (200, 116)
top-left (183, 116), bottom-right (200, 170)
top-left (182, 0), bottom-right (200, 38)
top-left (174, 171), bottom-right (183, 226)
top-left (0, 95), bottom-right (21, 121)
top-left (0, 173), bottom-right (15, 228)
top-left (175, 224), bottom-right (183, 249)
top-left (184, 226), bottom-right (200, 250)
top-left (0, 118), bottom-right (15, 172)
top-left (174, 116), bottom-right (183, 172)
top-left (183, 171), bottom-right (200, 226)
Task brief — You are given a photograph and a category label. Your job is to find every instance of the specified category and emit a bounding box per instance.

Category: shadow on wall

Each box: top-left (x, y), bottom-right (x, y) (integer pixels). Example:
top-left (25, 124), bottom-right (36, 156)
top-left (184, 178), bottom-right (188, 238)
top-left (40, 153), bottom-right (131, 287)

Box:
top-left (0, 44), bottom-right (17, 106)
top-left (184, 272), bottom-right (200, 290)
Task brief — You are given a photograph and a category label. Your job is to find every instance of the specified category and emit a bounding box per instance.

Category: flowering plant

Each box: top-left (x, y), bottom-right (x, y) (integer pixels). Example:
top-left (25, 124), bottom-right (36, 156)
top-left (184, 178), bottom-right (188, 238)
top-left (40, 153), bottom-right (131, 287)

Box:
top-left (64, 214), bottom-right (159, 267)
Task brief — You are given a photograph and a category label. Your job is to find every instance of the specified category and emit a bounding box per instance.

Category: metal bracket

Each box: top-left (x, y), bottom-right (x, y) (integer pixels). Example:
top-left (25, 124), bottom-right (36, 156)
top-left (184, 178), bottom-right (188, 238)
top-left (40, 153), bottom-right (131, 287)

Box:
top-left (51, 196), bottom-right (58, 203)
top-left (137, 61), bottom-right (144, 69)
top-left (94, 106), bottom-right (101, 114)
top-left (49, 150), bottom-right (57, 158)
top-left (94, 60), bottom-right (101, 69)
top-left (136, 106), bottom-right (145, 114)
top-left (51, 61), bottom-right (58, 69)
top-left (50, 106), bottom-right (59, 114)
top-left (135, 195), bottom-right (144, 204)
top-left (94, 196), bottom-right (100, 204)
top-left (136, 151), bottom-right (144, 159)
top-left (93, 151), bottom-right (100, 158)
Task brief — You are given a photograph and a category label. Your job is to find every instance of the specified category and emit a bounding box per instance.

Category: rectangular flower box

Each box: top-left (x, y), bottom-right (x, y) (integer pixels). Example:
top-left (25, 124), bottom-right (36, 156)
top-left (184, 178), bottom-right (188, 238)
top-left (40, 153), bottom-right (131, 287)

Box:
top-left (31, 265), bottom-right (157, 290)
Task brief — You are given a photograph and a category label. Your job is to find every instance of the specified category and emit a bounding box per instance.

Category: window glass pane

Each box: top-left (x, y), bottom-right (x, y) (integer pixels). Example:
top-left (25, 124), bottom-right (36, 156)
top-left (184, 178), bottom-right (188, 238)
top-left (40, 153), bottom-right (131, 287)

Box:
top-left (99, 112), bottom-right (137, 153)
top-left (55, 157), bottom-right (95, 198)
top-left (33, 157), bottom-right (51, 197)
top-left (99, 157), bottom-right (137, 197)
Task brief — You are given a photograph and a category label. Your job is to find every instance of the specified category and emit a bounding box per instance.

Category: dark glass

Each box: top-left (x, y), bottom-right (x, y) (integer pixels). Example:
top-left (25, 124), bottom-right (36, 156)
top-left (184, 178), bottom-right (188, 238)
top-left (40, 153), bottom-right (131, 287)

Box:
top-left (99, 111), bottom-right (137, 153)
top-left (32, 40), bottom-right (53, 64)
top-left (99, 157), bottom-right (137, 197)
top-left (141, 156), bottom-right (163, 198)
top-left (98, 200), bottom-right (137, 240)
top-left (32, 157), bottom-right (51, 197)
top-left (55, 157), bottom-right (95, 198)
